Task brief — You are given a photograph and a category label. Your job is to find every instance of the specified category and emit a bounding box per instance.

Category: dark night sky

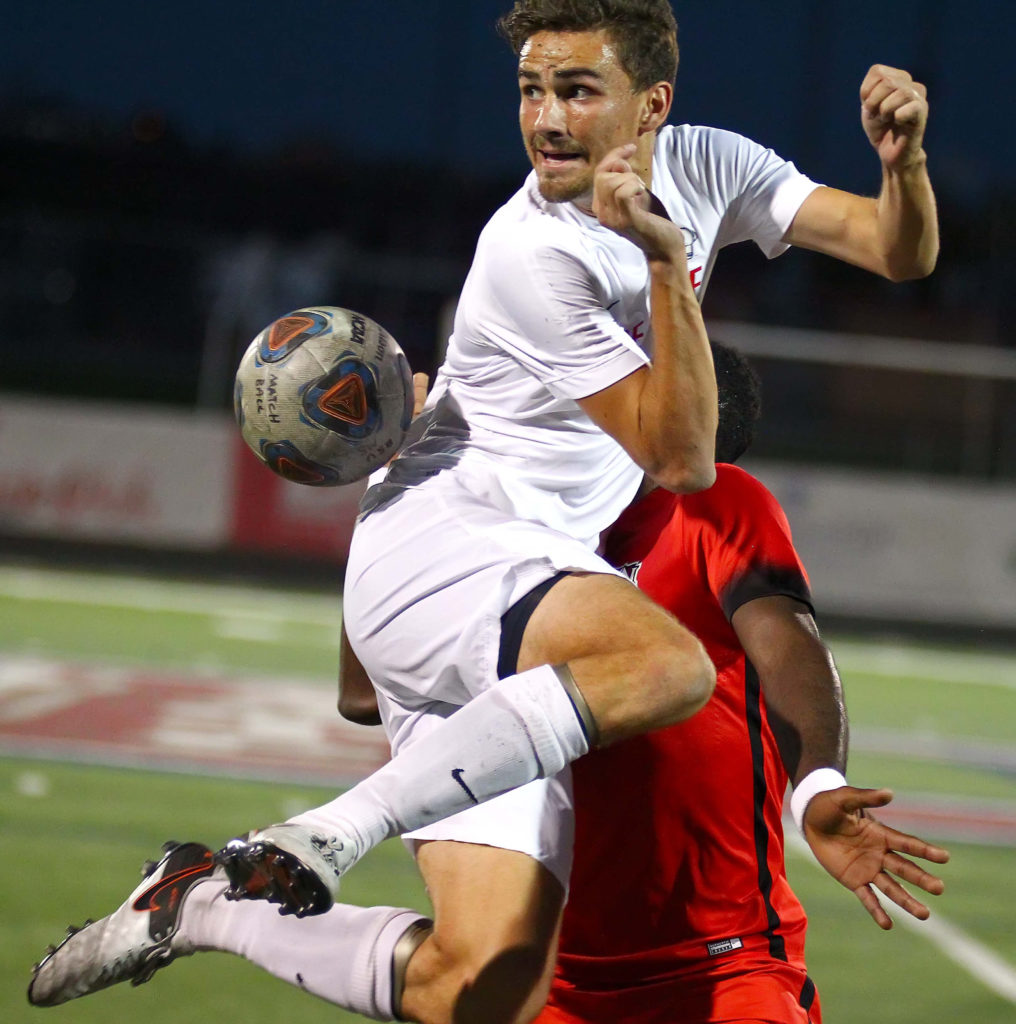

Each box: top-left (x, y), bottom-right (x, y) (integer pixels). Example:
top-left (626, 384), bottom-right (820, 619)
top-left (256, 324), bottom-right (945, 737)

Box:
top-left (4, 0), bottom-right (1013, 203)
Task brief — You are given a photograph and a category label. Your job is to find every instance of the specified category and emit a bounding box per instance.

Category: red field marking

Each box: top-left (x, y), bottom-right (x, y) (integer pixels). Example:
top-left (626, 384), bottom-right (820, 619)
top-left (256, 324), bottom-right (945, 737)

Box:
top-left (3, 655), bottom-right (1016, 847)
top-left (0, 655), bottom-right (390, 786)
top-left (870, 795), bottom-right (1016, 847)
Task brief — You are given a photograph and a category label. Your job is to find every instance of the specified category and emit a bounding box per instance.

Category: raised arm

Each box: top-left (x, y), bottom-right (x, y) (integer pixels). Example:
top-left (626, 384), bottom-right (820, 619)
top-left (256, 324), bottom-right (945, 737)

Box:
top-left (784, 64), bottom-right (938, 281)
top-left (578, 145), bottom-right (718, 494)
top-left (732, 594), bottom-right (949, 928)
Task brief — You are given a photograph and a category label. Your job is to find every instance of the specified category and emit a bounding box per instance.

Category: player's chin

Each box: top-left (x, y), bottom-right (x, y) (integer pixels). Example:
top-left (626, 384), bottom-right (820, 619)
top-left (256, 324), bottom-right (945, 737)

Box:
top-left (536, 171), bottom-right (592, 204)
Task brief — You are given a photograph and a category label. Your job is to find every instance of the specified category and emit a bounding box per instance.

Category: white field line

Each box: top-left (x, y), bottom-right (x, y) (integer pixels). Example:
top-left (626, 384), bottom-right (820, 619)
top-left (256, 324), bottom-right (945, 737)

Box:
top-left (786, 832), bottom-right (1016, 1004)
top-left (0, 566), bottom-right (342, 628)
top-left (4, 567), bottom-right (1013, 685)
top-left (830, 637), bottom-right (1016, 691)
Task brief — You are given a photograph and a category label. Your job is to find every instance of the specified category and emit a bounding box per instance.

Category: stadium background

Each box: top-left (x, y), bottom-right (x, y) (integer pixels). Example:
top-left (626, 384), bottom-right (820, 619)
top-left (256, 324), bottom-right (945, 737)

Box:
top-left (2, 1), bottom-right (1014, 1021)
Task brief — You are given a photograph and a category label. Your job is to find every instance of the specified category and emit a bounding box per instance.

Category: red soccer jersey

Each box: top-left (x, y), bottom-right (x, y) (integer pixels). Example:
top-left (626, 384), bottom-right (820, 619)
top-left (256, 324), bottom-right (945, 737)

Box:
top-left (539, 464), bottom-right (822, 1024)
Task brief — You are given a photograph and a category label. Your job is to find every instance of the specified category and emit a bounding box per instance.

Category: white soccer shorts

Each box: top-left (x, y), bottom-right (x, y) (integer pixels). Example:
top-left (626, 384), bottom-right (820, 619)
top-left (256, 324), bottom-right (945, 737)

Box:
top-left (343, 476), bottom-right (622, 885)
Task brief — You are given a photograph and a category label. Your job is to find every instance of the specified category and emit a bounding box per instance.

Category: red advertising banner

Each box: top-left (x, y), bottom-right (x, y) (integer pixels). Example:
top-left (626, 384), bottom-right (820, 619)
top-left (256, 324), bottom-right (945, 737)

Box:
top-left (229, 434), bottom-right (365, 561)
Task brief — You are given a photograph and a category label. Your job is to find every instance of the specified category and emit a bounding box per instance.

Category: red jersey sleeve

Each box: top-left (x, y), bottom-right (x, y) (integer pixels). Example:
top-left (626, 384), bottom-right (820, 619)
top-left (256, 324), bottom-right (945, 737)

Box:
top-left (679, 463), bottom-right (812, 620)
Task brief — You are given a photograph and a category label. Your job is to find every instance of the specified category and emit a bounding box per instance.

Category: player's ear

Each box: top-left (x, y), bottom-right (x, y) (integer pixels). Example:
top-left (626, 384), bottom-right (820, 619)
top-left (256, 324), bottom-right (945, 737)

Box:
top-left (638, 81), bottom-right (672, 135)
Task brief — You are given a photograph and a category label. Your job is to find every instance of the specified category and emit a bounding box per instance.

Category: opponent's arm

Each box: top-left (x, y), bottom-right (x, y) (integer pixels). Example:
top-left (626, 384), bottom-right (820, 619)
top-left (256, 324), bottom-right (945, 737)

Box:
top-left (784, 65), bottom-right (938, 281)
top-left (732, 595), bottom-right (949, 929)
top-left (577, 145), bottom-right (717, 494)
top-left (338, 621), bottom-right (382, 726)
top-left (731, 595), bottom-right (846, 786)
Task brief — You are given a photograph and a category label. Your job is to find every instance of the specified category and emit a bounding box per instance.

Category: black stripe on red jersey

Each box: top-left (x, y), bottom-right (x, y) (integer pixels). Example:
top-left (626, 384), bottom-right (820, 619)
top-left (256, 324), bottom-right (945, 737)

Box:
top-left (800, 975), bottom-right (817, 1011)
top-left (721, 563), bottom-right (813, 622)
top-left (745, 659), bottom-right (787, 962)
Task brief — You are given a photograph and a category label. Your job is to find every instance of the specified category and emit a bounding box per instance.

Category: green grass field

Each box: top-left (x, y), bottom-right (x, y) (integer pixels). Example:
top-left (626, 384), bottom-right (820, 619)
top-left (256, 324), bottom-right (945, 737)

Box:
top-left (2, 565), bottom-right (1015, 1023)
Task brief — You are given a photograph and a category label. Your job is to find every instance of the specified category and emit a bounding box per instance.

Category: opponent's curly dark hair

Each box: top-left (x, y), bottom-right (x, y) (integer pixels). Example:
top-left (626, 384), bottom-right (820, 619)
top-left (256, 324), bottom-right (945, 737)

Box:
top-left (711, 341), bottom-right (762, 465)
top-left (497, 0), bottom-right (679, 91)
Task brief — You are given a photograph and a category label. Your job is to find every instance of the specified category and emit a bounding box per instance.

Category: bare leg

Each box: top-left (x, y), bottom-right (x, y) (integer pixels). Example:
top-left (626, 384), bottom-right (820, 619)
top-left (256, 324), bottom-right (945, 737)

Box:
top-left (401, 840), bottom-right (564, 1024)
top-left (217, 573), bottom-right (714, 914)
top-left (519, 571), bottom-right (714, 742)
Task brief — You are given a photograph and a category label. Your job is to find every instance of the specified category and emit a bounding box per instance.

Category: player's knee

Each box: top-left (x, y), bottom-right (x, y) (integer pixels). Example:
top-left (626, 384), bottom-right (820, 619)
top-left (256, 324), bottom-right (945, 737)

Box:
top-left (596, 631), bottom-right (714, 744)
top-left (412, 934), bottom-right (551, 1024)
top-left (646, 632), bottom-right (715, 722)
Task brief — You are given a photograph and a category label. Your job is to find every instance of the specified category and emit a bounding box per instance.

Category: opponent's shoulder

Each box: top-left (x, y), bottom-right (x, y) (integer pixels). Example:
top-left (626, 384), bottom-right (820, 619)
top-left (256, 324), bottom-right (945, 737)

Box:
top-left (687, 463), bottom-right (786, 522)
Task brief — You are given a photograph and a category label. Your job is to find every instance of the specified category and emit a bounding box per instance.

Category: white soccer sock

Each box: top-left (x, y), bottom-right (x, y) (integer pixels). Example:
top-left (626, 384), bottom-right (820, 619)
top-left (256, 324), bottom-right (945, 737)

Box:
top-left (181, 878), bottom-right (428, 1021)
top-left (289, 663), bottom-right (591, 862)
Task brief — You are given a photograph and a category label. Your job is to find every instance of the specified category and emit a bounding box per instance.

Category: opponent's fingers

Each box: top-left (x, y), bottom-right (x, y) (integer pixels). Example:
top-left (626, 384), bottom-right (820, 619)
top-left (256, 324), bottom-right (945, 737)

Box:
top-left (878, 825), bottom-right (951, 865)
top-left (854, 883), bottom-right (894, 930)
top-left (883, 851), bottom-right (947, 895)
top-left (872, 870), bottom-right (932, 921)
top-left (835, 786), bottom-right (894, 814)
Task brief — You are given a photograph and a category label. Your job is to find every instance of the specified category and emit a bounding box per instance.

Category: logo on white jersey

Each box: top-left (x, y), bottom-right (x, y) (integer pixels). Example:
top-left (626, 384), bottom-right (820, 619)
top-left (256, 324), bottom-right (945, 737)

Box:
top-left (680, 226), bottom-right (705, 291)
top-left (617, 561), bottom-right (642, 585)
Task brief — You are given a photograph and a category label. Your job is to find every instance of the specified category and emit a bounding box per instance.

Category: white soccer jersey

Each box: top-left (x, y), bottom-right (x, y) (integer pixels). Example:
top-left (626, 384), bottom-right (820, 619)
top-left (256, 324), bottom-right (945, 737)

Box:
top-left (346, 126), bottom-right (820, 875)
top-left (360, 123), bottom-right (819, 549)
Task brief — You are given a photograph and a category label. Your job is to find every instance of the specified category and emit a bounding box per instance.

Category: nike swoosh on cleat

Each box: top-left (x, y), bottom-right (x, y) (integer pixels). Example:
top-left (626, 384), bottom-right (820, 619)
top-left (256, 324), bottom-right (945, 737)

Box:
top-left (131, 855), bottom-right (214, 913)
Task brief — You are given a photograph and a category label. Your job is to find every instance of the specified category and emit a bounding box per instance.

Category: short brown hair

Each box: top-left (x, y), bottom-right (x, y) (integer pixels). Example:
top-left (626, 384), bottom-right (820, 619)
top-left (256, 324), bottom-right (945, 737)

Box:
top-left (498, 0), bottom-right (679, 91)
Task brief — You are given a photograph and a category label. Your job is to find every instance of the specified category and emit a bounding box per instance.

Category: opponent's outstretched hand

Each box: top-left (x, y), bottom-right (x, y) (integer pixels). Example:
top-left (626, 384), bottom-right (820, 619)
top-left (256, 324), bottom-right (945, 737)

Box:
top-left (592, 144), bottom-right (687, 265)
top-left (803, 786), bottom-right (950, 930)
top-left (860, 64), bottom-right (929, 170)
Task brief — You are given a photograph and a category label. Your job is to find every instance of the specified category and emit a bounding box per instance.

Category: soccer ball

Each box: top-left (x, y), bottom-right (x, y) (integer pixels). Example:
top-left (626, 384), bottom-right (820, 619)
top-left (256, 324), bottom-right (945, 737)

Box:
top-left (233, 306), bottom-right (414, 486)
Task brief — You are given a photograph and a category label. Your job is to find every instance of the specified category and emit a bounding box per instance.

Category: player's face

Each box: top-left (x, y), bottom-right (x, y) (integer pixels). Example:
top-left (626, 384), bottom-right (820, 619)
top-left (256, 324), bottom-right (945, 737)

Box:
top-left (518, 30), bottom-right (650, 205)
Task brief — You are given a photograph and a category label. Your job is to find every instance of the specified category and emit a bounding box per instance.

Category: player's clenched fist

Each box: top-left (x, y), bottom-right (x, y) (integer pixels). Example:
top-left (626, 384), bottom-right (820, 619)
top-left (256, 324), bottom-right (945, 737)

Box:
top-left (592, 144), bottom-right (686, 265)
top-left (592, 144), bottom-right (649, 227)
top-left (860, 64), bottom-right (929, 170)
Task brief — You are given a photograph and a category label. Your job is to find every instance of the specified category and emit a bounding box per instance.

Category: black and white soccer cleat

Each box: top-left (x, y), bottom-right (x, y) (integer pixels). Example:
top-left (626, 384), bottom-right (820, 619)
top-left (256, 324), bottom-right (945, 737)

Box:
top-left (215, 823), bottom-right (354, 917)
top-left (28, 841), bottom-right (218, 1006)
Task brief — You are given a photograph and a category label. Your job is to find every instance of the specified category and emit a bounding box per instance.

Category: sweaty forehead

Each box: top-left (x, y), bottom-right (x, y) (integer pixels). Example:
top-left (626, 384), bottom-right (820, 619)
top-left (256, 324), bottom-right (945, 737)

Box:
top-left (518, 29), bottom-right (621, 77)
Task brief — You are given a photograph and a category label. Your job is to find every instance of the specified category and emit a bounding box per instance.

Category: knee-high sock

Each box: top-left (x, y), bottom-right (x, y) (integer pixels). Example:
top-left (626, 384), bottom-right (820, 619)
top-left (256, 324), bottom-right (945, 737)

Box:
top-left (290, 663), bottom-right (590, 863)
top-left (181, 878), bottom-right (429, 1021)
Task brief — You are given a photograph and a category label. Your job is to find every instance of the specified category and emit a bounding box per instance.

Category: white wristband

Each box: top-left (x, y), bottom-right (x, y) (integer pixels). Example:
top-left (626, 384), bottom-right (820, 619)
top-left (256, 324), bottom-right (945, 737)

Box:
top-left (790, 768), bottom-right (847, 835)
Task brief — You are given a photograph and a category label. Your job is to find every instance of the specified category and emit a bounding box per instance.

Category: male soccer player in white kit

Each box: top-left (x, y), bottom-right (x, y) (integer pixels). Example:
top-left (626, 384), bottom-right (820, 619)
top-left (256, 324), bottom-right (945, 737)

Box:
top-left (30, 3), bottom-right (944, 1021)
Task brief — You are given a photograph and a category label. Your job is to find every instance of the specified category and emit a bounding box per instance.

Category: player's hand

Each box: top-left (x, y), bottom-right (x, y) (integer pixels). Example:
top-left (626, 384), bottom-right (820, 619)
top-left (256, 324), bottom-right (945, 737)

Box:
top-left (412, 372), bottom-right (429, 418)
top-left (802, 785), bottom-right (949, 930)
top-left (860, 65), bottom-right (929, 170)
top-left (592, 144), bottom-right (687, 264)
top-left (385, 371), bottom-right (430, 469)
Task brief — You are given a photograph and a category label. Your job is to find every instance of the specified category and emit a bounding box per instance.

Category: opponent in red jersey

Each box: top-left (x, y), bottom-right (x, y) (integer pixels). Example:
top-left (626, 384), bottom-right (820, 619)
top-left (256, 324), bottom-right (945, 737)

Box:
top-left (538, 342), bottom-right (948, 1024)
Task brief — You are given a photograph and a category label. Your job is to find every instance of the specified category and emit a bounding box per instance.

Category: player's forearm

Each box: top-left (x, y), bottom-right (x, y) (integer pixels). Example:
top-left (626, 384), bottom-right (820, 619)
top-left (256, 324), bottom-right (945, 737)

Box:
top-left (876, 155), bottom-right (939, 281)
top-left (763, 637), bottom-right (848, 787)
top-left (732, 598), bottom-right (847, 786)
top-left (636, 259), bottom-right (717, 493)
